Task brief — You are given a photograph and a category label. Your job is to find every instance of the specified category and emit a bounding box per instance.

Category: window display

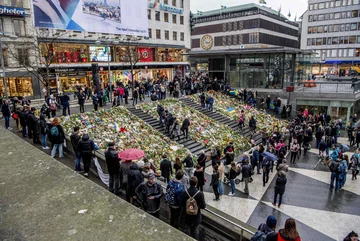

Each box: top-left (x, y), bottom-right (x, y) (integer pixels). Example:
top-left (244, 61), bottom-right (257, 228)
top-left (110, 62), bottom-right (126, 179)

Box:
top-left (0, 77), bottom-right (34, 97)
top-left (156, 48), bottom-right (183, 62)
top-left (40, 43), bottom-right (89, 64)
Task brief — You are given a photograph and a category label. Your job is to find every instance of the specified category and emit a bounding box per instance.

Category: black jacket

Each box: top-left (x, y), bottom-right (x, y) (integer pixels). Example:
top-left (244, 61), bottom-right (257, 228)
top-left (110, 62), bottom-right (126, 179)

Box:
top-left (181, 186), bottom-right (206, 226)
top-left (1, 103), bottom-right (10, 116)
top-left (182, 156), bottom-right (193, 168)
top-left (39, 115), bottom-right (47, 135)
top-left (78, 93), bottom-right (86, 104)
top-left (136, 181), bottom-right (163, 213)
top-left (210, 171), bottom-right (219, 186)
top-left (49, 125), bottom-right (65, 144)
top-left (105, 149), bottom-right (120, 175)
top-left (182, 118), bottom-right (190, 129)
top-left (197, 154), bottom-right (206, 168)
top-left (70, 132), bottom-right (81, 152)
top-left (27, 111), bottom-right (38, 128)
top-left (127, 163), bottom-right (144, 198)
top-left (274, 175), bottom-right (287, 194)
top-left (194, 169), bottom-right (205, 186)
top-left (160, 159), bottom-right (173, 180)
top-left (241, 164), bottom-right (252, 178)
top-left (257, 223), bottom-right (277, 241)
top-left (77, 134), bottom-right (94, 154)
top-left (229, 167), bottom-right (239, 179)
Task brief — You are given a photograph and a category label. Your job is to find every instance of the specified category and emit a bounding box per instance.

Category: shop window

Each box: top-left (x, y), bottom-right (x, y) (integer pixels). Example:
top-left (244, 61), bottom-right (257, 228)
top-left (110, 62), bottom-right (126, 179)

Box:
top-left (155, 11), bottom-right (160, 21)
top-left (172, 0), bottom-right (176, 7)
top-left (180, 32), bottom-right (184, 41)
top-left (332, 37), bottom-right (339, 44)
top-left (350, 35), bottom-right (357, 44)
top-left (1, 49), bottom-right (8, 67)
top-left (0, 77), bottom-right (33, 97)
top-left (356, 48), bottom-right (360, 56)
top-left (17, 48), bottom-right (29, 66)
top-left (148, 28), bottom-right (152, 39)
top-left (334, 13), bottom-right (340, 19)
top-left (47, 43), bottom-right (89, 64)
top-left (335, 0), bottom-right (341, 6)
top-left (164, 12), bottom-right (169, 22)
top-left (13, 19), bottom-right (26, 36)
top-left (325, 1), bottom-right (330, 8)
top-left (351, 23), bottom-right (357, 30)
top-left (319, 2), bottom-right (325, 8)
top-left (317, 26), bottom-right (323, 33)
top-left (148, 9), bottom-right (151, 20)
top-left (165, 30), bottom-right (169, 40)
top-left (172, 14), bottom-right (177, 24)
top-left (173, 31), bottom-right (177, 41)
top-left (309, 4), bottom-right (314, 10)
top-left (156, 29), bottom-right (161, 39)
top-left (352, 10), bottom-right (359, 17)
top-left (340, 24), bottom-right (345, 31)
top-left (307, 38), bottom-right (312, 46)
top-left (180, 16), bottom-right (184, 25)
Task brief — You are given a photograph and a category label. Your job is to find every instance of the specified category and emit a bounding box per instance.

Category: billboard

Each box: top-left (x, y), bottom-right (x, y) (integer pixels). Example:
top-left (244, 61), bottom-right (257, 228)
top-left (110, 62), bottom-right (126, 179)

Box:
top-left (33, 0), bottom-right (148, 36)
top-left (89, 46), bottom-right (111, 62)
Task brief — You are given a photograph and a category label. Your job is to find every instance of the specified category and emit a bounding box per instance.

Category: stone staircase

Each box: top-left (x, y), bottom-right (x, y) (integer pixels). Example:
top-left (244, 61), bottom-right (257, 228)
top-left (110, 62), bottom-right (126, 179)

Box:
top-left (180, 97), bottom-right (263, 145)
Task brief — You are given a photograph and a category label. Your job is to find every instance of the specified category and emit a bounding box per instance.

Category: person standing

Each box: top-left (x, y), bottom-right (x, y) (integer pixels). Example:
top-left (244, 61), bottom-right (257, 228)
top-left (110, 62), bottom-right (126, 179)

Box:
top-left (78, 90), bottom-right (86, 113)
top-left (228, 162), bottom-right (240, 196)
top-left (242, 159), bottom-right (252, 195)
top-left (277, 218), bottom-right (301, 241)
top-left (251, 146), bottom-right (260, 174)
top-left (193, 164), bottom-right (205, 191)
top-left (127, 162), bottom-right (144, 204)
top-left (77, 133), bottom-right (95, 177)
top-left (249, 116), bottom-right (257, 136)
top-left (160, 154), bottom-right (172, 183)
top-left (173, 157), bottom-right (182, 173)
top-left (165, 170), bottom-right (185, 228)
top-left (70, 126), bottom-right (82, 172)
top-left (262, 157), bottom-right (271, 187)
top-left (210, 164), bottom-right (220, 201)
top-left (124, 86), bottom-right (129, 104)
top-left (92, 94), bottom-right (99, 111)
top-left (181, 116), bottom-right (191, 139)
top-left (171, 119), bottom-right (181, 141)
top-left (181, 176), bottom-right (206, 240)
top-left (39, 115), bottom-right (49, 150)
top-left (157, 103), bottom-right (165, 126)
top-left (49, 117), bottom-right (65, 159)
top-left (290, 139), bottom-right (300, 163)
top-left (351, 149), bottom-right (360, 180)
top-left (97, 88), bottom-right (104, 107)
top-left (61, 94), bottom-right (70, 116)
top-left (197, 150), bottom-right (206, 169)
top-left (105, 142), bottom-right (121, 195)
top-left (329, 156), bottom-right (341, 191)
top-left (252, 215), bottom-right (278, 241)
top-left (48, 95), bottom-right (58, 117)
top-left (218, 161), bottom-right (224, 196)
top-left (272, 171), bottom-right (287, 208)
top-left (27, 107), bottom-right (40, 144)
top-left (135, 173), bottom-right (163, 218)
top-left (19, 107), bottom-right (28, 137)
top-left (132, 88), bottom-right (139, 106)
top-left (1, 99), bottom-right (11, 130)
top-left (182, 152), bottom-right (194, 178)
top-left (338, 155), bottom-right (349, 190)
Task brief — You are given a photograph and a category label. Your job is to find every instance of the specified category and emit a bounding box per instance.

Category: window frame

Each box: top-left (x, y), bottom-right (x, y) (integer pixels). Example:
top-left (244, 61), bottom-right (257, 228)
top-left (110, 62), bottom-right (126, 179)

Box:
top-left (156, 29), bottom-right (161, 39)
top-left (164, 12), bottom-right (169, 22)
top-left (155, 11), bottom-right (160, 21)
top-left (180, 32), bottom-right (184, 41)
top-left (13, 19), bottom-right (26, 36)
top-left (172, 14), bottom-right (177, 24)
top-left (165, 30), bottom-right (169, 40)
top-left (173, 31), bottom-right (177, 41)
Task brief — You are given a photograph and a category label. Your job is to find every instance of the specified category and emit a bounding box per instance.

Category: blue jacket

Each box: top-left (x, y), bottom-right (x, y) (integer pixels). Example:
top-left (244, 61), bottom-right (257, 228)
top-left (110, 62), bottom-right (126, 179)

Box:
top-left (61, 95), bottom-right (70, 107)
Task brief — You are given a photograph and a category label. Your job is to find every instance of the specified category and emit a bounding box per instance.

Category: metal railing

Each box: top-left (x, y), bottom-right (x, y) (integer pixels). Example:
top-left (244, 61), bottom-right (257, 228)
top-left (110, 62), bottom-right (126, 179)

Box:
top-left (288, 80), bottom-right (360, 94)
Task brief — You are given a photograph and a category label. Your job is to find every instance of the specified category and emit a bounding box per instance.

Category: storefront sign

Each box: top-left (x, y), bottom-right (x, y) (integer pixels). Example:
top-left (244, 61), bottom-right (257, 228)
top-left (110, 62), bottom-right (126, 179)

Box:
top-left (0, 6), bottom-right (25, 17)
top-left (138, 48), bottom-right (154, 62)
top-left (148, 2), bottom-right (157, 8)
top-left (201, 35), bottom-right (213, 50)
top-left (159, 3), bottom-right (183, 14)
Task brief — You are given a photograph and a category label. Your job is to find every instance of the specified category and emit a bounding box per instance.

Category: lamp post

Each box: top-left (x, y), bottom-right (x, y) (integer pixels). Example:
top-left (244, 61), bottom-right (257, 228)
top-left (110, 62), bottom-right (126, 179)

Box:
top-left (0, 32), bottom-right (18, 99)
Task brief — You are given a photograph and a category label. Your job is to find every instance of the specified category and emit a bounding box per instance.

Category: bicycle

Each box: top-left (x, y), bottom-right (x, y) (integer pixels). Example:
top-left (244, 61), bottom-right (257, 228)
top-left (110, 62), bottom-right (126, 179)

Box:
top-left (313, 151), bottom-right (329, 170)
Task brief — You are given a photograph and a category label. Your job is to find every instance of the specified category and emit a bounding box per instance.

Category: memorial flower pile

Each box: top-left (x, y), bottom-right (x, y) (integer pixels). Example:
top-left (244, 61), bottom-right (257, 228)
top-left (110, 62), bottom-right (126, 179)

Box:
top-left (61, 107), bottom-right (190, 168)
top-left (188, 92), bottom-right (288, 135)
top-left (137, 99), bottom-right (251, 155)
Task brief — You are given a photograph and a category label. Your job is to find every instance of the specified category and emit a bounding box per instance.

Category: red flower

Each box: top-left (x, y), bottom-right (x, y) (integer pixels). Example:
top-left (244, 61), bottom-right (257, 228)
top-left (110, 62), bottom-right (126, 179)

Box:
top-left (119, 127), bottom-right (127, 133)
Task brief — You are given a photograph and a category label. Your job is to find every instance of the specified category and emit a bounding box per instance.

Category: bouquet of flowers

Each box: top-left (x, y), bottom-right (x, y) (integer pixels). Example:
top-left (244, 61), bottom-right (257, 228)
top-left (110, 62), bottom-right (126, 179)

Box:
top-left (137, 99), bottom-right (250, 155)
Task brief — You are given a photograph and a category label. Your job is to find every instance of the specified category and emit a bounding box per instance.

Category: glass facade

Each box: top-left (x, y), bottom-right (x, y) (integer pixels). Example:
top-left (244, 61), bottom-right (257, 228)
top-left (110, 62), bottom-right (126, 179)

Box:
top-left (0, 77), bottom-right (34, 97)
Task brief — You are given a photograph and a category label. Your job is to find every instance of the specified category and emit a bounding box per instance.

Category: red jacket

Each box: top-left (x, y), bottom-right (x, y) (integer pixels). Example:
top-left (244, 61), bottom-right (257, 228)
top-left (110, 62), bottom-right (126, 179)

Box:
top-left (277, 232), bottom-right (301, 241)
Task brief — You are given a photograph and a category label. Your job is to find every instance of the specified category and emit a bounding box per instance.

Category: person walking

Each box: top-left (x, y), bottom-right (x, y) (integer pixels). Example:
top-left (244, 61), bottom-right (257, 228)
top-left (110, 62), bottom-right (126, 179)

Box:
top-left (48, 95), bottom-right (58, 117)
top-left (156, 103), bottom-right (165, 126)
top-left (61, 93), bottom-right (70, 116)
top-left (350, 149), bottom-right (360, 180)
top-left (105, 142), bottom-right (121, 195)
top-left (249, 116), bottom-right (257, 136)
top-left (132, 88), bottom-right (139, 106)
top-left (77, 132), bottom-right (95, 177)
top-left (242, 159), bottom-right (252, 195)
top-left (193, 164), bottom-right (205, 191)
top-left (210, 164), bottom-right (220, 201)
top-left (135, 173), bottom-right (163, 218)
top-left (262, 157), bottom-right (271, 187)
top-left (228, 162), bottom-right (240, 196)
top-left (49, 117), bottom-right (65, 159)
top-left (70, 126), bottom-right (82, 171)
top-left (290, 139), bottom-right (300, 163)
top-left (181, 176), bottom-right (206, 240)
top-left (171, 119), bottom-right (181, 141)
top-left (165, 170), bottom-right (185, 228)
top-left (181, 116), bottom-right (191, 139)
top-left (39, 114), bottom-right (49, 150)
top-left (160, 154), bottom-right (172, 183)
top-left (338, 155), bottom-right (349, 190)
top-left (251, 215), bottom-right (277, 241)
top-left (27, 107), bottom-right (40, 144)
top-left (197, 150), bottom-right (206, 169)
top-left (182, 153), bottom-right (194, 177)
top-left (173, 157), bottom-right (182, 173)
top-left (78, 90), bottom-right (86, 113)
top-left (251, 146), bottom-right (260, 174)
top-left (272, 171), bottom-right (287, 208)
top-left (329, 157), bottom-right (341, 191)
top-left (1, 99), bottom-right (11, 130)
top-left (277, 218), bottom-right (301, 241)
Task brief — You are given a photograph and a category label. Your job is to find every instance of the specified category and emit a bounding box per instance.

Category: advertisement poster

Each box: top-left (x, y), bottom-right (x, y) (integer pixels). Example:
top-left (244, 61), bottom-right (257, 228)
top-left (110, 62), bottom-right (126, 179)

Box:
top-left (33, 0), bottom-right (148, 36)
top-left (89, 46), bottom-right (111, 62)
top-left (138, 48), bottom-right (153, 62)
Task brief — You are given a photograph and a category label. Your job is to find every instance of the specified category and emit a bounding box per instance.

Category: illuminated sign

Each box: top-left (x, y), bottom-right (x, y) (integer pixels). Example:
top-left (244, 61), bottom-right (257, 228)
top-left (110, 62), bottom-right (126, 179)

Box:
top-left (159, 3), bottom-right (183, 14)
top-left (0, 5), bottom-right (25, 17)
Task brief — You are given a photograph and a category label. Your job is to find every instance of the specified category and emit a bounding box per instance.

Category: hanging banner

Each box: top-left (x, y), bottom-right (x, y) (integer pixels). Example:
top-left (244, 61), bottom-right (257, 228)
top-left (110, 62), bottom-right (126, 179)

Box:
top-left (138, 48), bottom-right (153, 62)
top-left (33, 0), bottom-right (148, 36)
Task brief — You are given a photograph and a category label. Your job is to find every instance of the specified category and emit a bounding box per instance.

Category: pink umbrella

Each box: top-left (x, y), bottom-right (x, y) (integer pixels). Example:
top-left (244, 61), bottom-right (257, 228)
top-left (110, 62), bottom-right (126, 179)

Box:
top-left (118, 148), bottom-right (145, 162)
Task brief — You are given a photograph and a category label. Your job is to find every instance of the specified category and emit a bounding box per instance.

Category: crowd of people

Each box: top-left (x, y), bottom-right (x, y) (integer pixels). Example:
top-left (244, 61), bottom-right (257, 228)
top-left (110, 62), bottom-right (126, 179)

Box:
top-left (1, 74), bottom-right (359, 241)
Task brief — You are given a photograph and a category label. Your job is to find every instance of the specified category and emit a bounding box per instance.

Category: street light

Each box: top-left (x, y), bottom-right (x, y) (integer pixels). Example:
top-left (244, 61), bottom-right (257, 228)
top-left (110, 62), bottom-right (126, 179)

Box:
top-left (0, 32), bottom-right (17, 99)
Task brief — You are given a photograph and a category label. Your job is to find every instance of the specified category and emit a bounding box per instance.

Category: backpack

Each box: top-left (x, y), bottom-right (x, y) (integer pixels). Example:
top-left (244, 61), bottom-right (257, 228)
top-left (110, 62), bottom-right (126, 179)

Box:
top-left (338, 161), bottom-right (346, 173)
top-left (251, 230), bottom-right (273, 241)
top-left (185, 189), bottom-right (200, 216)
top-left (165, 180), bottom-right (184, 206)
top-left (330, 161), bottom-right (340, 172)
top-left (50, 126), bottom-right (59, 136)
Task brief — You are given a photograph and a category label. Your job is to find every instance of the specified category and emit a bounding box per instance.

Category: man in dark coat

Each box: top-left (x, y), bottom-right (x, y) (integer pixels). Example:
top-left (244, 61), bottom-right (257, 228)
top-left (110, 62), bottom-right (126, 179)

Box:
top-left (241, 160), bottom-right (252, 195)
top-left (157, 104), bottom-right (165, 126)
top-left (181, 117), bottom-right (190, 139)
top-left (1, 99), bottom-right (11, 130)
top-left (77, 90), bottom-right (86, 113)
top-left (127, 162), bottom-right (144, 204)
top-left (160, 154), bottom-right (173, 183)
top-left (61, 94), bottom-right (70, 116)
top-left (77, 133), bottom-right (94, 177)
top-left (27, 107), bottom-right (40, 144)
top-left (253, 215), bottom-right (277, 241)
top-left (251, 146), bottom-right (260, 174)
top-left (105, 142), bottom-right (120, 195)
top-left (70, 126), bottom-right (82, 171)
top-left (265, 95), bottom-right (271, 109)
top-left (181, 176), bottom-right (206, 240)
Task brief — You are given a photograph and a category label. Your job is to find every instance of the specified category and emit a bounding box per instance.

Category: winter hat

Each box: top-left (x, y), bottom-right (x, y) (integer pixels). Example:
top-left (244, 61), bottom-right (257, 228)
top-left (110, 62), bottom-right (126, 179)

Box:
top-left (148, 173), bottom-right (155, 179)
top-left (108, 142), bottom-right (115, 147)
top-left (266, 215), bottom-right (277, 229)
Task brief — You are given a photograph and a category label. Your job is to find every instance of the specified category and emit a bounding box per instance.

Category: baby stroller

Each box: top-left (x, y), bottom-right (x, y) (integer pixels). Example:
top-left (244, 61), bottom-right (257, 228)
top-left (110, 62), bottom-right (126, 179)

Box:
top-left (223, 161), bottom-right (242, 185)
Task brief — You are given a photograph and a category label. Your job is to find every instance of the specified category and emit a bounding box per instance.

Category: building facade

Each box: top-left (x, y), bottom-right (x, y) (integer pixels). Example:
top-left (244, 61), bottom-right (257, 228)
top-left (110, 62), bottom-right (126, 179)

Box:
top-left (189, 3), bottom-right (307, 90)
top-left (1, 0), bottom-right (191, 99)
top-left (301, 0), bottom-right (360, 76)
